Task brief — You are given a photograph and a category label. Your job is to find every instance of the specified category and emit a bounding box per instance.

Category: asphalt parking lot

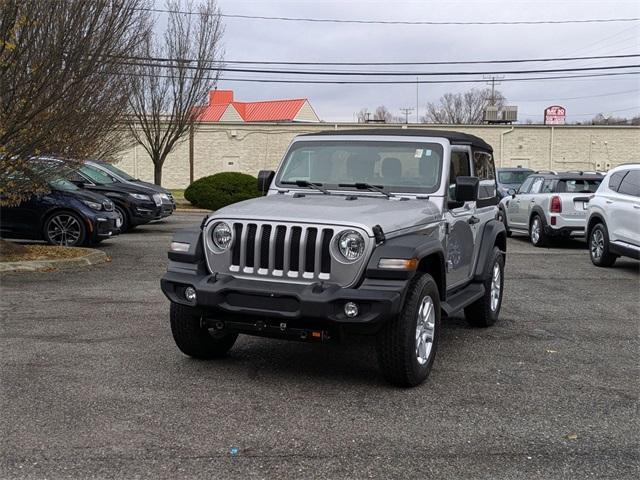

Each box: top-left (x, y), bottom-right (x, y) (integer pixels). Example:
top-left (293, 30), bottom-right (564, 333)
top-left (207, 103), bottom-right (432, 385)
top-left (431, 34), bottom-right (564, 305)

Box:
top-left (1, 212), bottom-right (638, 479)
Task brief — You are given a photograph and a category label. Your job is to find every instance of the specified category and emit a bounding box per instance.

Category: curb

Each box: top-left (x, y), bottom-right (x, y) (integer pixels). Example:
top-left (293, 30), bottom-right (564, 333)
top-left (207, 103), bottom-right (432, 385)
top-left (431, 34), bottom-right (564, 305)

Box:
top-left (0, 248), bottom-right (110, 273)
top-left (175, 208), bottom-right (211, 213)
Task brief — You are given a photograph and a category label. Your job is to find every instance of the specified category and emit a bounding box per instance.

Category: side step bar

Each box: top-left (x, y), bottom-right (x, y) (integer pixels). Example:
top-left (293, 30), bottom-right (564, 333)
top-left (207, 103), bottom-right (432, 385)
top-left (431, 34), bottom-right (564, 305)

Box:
top-left (442, 283), bottom-right (485, 315)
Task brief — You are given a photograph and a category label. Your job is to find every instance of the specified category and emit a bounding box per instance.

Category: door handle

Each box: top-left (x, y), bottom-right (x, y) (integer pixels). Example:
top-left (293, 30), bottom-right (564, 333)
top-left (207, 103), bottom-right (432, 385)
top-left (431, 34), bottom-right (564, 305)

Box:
top-left (633, 205), bottom-right (640, 209)
top-left (468, 215), bottom-right (480, 225)
top-left (606, 200), bottom-right (614, 204)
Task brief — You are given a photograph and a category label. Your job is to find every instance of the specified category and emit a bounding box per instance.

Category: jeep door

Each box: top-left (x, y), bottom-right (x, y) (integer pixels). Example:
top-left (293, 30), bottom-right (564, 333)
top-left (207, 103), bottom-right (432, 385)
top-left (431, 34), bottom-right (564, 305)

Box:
top-left (445, 146), bottom-right (477, 289)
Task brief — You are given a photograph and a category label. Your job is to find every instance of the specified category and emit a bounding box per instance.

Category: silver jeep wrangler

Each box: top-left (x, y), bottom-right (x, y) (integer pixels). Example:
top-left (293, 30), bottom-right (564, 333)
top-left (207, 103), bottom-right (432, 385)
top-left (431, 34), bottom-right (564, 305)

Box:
top-left (161, 129), bottom-right (507, 387)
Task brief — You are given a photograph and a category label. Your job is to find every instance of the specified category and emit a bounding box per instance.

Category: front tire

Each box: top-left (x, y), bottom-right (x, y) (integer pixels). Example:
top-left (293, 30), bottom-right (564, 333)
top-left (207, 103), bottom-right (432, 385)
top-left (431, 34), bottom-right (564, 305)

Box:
top-left (589, 223), bottom-right (617, 267)
top-left (376, 273), bottom-right (441, 388)
top-left (43, 211), bottom-right (87, 246)
top-left (170, 303), bottom-right (238, 359)
top-left (529, 214), bottom-right (547, 247)
top-left (114, 204), bottom-right (131, 232)
top-left (464, 246), bottom-right (505, 327)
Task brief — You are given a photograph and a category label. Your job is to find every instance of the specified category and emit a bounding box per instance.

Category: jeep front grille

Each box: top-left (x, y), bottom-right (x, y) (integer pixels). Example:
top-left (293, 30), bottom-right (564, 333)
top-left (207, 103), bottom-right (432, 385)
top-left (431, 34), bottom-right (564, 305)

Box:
top-left (230, 222), bottom-right (334, 280)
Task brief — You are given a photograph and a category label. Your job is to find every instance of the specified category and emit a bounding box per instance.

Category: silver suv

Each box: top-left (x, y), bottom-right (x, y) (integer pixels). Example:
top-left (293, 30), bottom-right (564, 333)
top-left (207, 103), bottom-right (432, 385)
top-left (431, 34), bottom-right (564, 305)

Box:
top-left (161, 129), bottom-right (508, 387)
top-left (586, 164), bottom-right (640, 266)
top-left (498, 171), bottom-right (603, 247)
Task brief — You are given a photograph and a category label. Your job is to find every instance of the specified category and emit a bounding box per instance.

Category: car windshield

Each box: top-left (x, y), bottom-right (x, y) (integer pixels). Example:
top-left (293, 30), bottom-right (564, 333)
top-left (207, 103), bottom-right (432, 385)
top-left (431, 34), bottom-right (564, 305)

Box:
top-left (276, 140), bottom-right (444, 194)
top-left (557, 179), bottom-right (602, 193)
top-left (79, 164), bottom-right (117, 185)
top-left (97, 162), bottom-right (135, 181)
top-left (498, 171), bottom-right (532, 184)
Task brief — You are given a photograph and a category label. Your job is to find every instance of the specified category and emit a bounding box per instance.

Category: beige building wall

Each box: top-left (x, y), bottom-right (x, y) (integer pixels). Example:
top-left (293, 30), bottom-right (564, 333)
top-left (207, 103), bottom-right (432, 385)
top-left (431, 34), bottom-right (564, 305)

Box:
top-left (114, 123), bottom-right (640, 189)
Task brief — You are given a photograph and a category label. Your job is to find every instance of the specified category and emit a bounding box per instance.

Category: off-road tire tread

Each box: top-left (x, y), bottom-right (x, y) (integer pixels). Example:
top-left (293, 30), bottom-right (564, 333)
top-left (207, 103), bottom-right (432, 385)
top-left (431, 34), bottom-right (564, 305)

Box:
top-left (170, 302), bottom-right (237, 359)
top-left (377, 273), bottom-right (440, 388)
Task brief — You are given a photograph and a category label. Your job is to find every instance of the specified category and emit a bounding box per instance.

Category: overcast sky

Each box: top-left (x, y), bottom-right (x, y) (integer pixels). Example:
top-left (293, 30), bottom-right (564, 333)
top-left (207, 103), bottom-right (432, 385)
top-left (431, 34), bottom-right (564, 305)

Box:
top-left (190, 0), bottom-right (639, 123)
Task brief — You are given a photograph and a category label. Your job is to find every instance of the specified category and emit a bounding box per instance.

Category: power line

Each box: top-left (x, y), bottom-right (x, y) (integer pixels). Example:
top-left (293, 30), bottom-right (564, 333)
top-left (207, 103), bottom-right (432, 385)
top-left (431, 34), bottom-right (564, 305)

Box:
top-left (139, 8), bottom-right (640, 26)
top-left (515, 88), bottom-right (640, 102)
top-left (165, 53), bottom-right (640, 67)
top-left (115, 56), bottom-right (640, 76)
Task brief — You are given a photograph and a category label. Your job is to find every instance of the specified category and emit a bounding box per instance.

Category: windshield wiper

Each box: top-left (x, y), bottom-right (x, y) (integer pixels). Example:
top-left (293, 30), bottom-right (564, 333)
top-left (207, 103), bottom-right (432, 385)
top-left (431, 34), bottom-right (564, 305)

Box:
top-left (281, 180), bottom-right (330, 195)
top-left (339, 182), bottom-right (393, 198)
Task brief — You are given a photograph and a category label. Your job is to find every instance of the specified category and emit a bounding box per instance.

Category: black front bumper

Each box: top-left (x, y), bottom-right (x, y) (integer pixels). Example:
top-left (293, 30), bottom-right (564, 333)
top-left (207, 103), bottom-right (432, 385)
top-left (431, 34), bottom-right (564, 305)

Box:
top-left (161, 270), bottom-right (408, 332)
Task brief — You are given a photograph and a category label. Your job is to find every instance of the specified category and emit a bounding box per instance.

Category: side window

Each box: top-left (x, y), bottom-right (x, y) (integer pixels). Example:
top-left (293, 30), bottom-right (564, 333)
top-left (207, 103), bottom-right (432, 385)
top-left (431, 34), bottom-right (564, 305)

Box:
top-left (473, 151), bottom-right (496, 199)
top-left (608, 170), bottom-right (627, 192)
top-left (448, 150), bottom-right (471, 200)
top-left (67, 170), bottom-right (87, 183)
top-left (542, 179), bottom-right (555, 193)
top-left (617, 170), bottom-right (640, 197)
top-left (518, 177), bottom-right (534, 194)
top-left (530, 177), bottom-right (544, 194)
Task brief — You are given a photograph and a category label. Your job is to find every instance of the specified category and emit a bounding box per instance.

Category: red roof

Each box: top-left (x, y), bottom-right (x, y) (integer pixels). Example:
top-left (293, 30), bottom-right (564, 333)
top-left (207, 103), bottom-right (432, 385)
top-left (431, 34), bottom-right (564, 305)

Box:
top-left (196, 89), bottom-right (311, 122)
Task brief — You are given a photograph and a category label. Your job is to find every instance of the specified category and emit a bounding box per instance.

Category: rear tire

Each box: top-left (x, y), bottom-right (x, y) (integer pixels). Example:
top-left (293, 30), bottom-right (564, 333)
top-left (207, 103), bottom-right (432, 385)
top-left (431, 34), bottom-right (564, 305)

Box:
top-left (170, 302), bottom-right (237, 359)
top-left (529, 214), bottom-right (547, 247)
top-left (464, 247), bottom-right (505, 327)
top-left (588, 223), bottom-right (617, 267)
top-left (376, 273), bottom-right (441, 388)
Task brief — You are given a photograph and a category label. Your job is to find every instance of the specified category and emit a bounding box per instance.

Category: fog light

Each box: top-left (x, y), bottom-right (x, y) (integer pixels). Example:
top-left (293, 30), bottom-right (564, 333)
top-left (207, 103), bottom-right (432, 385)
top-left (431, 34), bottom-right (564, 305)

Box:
top-left (344, 302), bottom-right (359, 318)
top-left (184, 286), bottom-right (197, 302)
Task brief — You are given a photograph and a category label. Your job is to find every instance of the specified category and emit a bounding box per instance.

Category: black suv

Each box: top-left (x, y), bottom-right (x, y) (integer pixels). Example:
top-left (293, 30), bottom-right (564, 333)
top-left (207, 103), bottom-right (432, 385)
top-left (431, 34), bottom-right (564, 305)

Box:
top-left (0, 177), bottom-right (120, 246)
top-left (67, 164), bottom-right (169, 231)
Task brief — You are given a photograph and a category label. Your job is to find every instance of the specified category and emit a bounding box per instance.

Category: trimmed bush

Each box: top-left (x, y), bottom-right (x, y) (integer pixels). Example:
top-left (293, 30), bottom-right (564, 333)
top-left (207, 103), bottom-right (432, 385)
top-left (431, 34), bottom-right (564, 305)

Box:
top-left (184, 172), bottom-right (260, 211)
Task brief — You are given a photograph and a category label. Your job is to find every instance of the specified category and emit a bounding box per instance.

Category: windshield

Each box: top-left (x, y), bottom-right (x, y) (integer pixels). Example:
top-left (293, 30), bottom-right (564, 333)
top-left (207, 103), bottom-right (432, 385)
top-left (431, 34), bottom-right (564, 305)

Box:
top-left (79, 164), bottom-right (117, 185)
top-left (276, 140), bottom-right (444, 194)
top-left (498, 170), bottom-right (533, 185)
top-left (97, 162), bottom-right (135, 181)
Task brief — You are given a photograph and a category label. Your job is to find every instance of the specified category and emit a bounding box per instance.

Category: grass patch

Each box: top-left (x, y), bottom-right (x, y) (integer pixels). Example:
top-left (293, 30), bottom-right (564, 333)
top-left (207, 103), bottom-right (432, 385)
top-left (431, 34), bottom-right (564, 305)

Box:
top-left (0, 245), bottom-right (87, 263)
top-left (170, 189), bottom-right (185, 201)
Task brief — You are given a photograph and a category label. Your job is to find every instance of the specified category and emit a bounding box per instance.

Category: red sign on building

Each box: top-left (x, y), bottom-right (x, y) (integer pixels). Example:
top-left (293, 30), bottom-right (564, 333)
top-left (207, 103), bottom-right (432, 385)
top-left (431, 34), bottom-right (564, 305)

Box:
top-left (544, 105), bottom-right (566, 125)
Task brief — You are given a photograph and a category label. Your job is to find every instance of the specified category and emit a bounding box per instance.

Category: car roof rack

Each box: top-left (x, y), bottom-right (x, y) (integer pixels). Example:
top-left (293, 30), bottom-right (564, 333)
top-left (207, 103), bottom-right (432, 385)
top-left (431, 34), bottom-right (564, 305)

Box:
top-left (534, 170), bottom-right (557, 175)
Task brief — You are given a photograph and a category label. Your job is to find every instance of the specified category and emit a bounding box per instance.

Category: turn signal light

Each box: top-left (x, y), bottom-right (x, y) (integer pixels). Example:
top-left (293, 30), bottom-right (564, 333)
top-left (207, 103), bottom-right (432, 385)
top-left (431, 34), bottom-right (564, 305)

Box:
top-left (378, 258), bottom-right (419, 270)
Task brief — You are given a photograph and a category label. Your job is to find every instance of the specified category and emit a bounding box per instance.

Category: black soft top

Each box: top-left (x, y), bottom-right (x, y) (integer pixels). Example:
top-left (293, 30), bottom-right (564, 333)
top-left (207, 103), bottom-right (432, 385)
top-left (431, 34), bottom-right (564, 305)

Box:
top-left (539, 172), bottom-right (603, 181)
top-left (301, 128), bottom-right (493, 152)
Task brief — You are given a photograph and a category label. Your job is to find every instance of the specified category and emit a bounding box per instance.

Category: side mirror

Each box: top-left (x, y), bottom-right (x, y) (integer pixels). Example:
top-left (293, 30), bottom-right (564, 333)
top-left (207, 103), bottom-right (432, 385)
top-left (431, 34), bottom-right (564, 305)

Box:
top-left (508, 188), bottom-right (516, 198)
top-left (257, 170), bottom-right (275, 195)
top-left (455, 176), bottom-right (479, 203)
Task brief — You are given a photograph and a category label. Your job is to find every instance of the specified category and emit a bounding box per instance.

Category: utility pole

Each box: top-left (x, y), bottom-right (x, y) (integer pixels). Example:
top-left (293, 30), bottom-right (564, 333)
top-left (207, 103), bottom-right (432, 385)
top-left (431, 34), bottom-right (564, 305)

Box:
top-left (399, 107), bottom-right (414, 124)
top-left (483, 74), bottom-right (505, 105)
top-left (416, 76), bottom-right (419, 123)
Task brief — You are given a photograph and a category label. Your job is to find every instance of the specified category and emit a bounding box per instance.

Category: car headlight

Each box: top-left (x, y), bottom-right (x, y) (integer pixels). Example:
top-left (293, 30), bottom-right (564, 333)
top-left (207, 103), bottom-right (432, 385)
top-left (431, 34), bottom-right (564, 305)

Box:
top-left (82, 200), bottom-right (102, 211)
top-left (211, 222), bottom-right (233, 251)
top-left (336, 230), bottom-right (365, 262)
top-left (129, 193), bottom-right (151, 201)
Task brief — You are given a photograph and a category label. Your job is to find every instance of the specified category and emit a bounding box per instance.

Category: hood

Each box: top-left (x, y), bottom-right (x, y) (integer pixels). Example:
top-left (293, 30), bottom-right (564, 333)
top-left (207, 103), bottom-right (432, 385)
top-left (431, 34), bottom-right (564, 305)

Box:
top-left (89, 181), bottom-right (159, 195)
top-left (134, 180), bottom-right (170, 194)
top-left (214, 193), bottom-right (442, 235)
top-left (58, 188), bottom-right (111, 203)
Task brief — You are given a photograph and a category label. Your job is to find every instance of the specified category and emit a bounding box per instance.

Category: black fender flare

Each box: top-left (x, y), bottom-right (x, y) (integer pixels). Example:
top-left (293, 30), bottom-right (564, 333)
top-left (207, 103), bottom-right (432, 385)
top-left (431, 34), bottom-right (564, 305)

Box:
top-left (167, 227), bottom-right (206, 264)
top-left (473, 219), bottom-right (507, 281)
top-left (586, 212), bottom-right (606, 239)
top-left (365, 231), bottom-right (446, 300)
top-left (529, 206), bottom-right (548, 229)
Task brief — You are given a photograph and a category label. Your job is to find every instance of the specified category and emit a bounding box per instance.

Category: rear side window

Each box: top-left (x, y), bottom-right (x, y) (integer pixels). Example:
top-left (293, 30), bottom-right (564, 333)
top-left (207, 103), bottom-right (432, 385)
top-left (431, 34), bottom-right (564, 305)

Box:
top-left (542, 179), bottom-right (555, 193)
top-left (556, 179), bottom-right (601, 193)
top-left (618, 170), bottom-right (640, 197)
top-left (530, 177), bottom-right (544, 194)
top-left (608, 170), bottom-right (627, 192)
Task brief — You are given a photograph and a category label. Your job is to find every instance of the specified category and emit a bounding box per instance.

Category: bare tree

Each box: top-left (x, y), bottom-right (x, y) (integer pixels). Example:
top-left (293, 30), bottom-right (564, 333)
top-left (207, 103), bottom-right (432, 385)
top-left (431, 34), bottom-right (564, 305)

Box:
top-left (126, 0), bottom-right (224, 185)
top-left (356, 108), bottom-right (370, 123)
top-left (590, 113), bottom-right (640, 125)
top-left (0, 0), bottom-right (149, 206)
top-left (373, 105), bottom-right (393, 123)
top-left (422, 88), bottom-right (506, 124)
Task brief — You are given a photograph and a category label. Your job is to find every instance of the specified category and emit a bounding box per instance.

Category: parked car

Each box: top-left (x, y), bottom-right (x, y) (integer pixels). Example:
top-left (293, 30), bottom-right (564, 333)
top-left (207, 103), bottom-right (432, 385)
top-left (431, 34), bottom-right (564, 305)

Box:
top-left (0, 176), bottom-right (120, 246)
top-left (85, 160), bottom-right (176, 212)
top-left (586, 164), bottom-right (640, 266)
top-left (161, 128), bottom-right (507, 387)
top-left (66, 163), bottom-right (172, 231)
top-left (496, 167), bottom-right (534, 198)
top-left (498, 171), bottom-right (603, 247)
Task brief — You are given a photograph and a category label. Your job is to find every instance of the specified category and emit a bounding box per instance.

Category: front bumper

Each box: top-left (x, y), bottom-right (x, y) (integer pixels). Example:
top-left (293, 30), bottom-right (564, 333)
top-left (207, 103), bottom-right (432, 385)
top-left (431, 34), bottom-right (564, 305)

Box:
top-left (161, 269), bottom-right (407, 330)
top-left (91, 211), bottom-right (120, 239)
top-left (544, 225), bottom-right (584, 237)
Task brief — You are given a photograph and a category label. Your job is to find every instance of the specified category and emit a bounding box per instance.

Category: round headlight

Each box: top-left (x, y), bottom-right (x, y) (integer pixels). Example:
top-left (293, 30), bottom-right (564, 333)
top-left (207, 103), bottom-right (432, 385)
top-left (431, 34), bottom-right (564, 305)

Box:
top-left (212, 222), bottom-right (233, 251)
top-left (337, 230), bottom-right (365, 262)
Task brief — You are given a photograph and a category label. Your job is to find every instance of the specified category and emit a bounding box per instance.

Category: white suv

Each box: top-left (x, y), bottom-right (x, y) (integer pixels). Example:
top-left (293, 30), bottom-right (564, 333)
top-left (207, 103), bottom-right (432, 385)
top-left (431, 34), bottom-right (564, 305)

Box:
top-left (586, 164), bottom-right (640, 267)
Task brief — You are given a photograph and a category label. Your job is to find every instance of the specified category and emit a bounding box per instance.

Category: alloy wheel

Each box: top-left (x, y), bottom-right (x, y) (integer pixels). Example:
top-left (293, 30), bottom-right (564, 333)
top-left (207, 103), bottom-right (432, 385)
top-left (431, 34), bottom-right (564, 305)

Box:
top-left (415, 295), bottom-right (436, 365)
top-left (490, 262), bottom-right (502, 311)
top-left (531, 218), bottom-right (541, 244)
top-left (591, 228), bottom-right (604, 260)
top-left (47, 214), bottom-right (82, 246)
